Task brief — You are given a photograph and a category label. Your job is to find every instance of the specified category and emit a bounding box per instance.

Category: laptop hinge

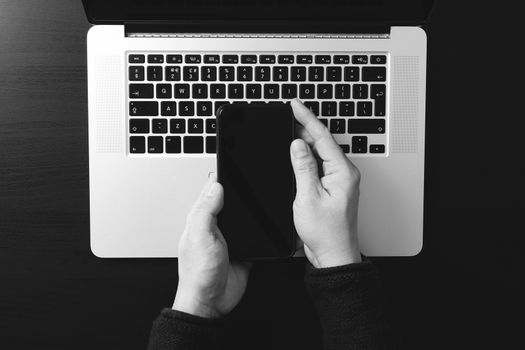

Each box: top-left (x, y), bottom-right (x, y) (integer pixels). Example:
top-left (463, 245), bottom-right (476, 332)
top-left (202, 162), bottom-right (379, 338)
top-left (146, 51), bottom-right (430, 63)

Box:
top-left (124, 21), bottom-right (391, 37)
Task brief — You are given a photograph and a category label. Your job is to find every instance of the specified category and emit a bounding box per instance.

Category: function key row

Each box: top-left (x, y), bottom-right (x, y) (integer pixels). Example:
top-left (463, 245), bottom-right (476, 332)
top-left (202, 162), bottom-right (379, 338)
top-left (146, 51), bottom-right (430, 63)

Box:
top-left (129, 65), bottom-right (386, 82)
top-left (129, 54), bottom-right (387, 65)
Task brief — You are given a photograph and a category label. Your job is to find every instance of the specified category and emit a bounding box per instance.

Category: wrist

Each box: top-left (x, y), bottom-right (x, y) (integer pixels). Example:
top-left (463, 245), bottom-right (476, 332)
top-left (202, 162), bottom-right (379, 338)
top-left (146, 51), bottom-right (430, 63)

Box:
top-left (173, 289), bottom-right (220, 319)
top-left (313, 247), bottom-right (362, 268)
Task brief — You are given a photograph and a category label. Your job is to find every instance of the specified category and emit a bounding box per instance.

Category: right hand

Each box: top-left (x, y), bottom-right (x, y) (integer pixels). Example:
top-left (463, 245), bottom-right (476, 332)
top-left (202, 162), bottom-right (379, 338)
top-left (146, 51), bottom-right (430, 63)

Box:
top-left (290, 99), bottom-right (362, 268)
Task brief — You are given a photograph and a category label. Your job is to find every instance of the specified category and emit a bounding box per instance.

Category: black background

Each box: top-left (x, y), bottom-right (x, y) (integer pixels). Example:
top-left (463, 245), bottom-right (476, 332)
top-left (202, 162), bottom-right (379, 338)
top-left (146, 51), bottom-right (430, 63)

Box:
top-left (0, 1), bottom-right (523, 349)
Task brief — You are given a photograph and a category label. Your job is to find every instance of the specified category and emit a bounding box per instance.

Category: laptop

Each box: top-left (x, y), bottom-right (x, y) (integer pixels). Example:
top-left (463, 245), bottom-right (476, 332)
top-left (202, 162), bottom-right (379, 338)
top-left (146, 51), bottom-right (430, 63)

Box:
top-left (83, 0), bottom-right (434, 257)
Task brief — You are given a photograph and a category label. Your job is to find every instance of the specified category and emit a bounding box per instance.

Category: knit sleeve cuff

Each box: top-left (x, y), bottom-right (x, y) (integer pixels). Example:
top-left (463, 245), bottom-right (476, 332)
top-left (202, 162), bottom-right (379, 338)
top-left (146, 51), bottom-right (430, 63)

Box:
top-left (147, 308), bottom-right (224, 350)
top-left (304, 258), bottom-right (377, 291)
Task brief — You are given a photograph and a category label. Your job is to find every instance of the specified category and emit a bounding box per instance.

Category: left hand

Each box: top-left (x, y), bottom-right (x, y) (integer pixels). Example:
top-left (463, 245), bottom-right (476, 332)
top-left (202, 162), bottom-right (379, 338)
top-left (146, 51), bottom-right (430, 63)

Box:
top-left (173, 174), bottom-right (251, 319)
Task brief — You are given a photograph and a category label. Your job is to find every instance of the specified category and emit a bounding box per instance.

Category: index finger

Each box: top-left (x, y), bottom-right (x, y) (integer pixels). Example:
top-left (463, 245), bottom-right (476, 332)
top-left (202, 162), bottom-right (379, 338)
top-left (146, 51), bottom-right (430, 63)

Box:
top-left (290, 99), bottom-right (347, 163)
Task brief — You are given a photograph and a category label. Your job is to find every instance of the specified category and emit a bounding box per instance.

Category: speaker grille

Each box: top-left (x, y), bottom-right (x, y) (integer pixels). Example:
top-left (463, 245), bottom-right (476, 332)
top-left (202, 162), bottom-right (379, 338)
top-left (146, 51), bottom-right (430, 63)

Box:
top-left (94, 55), bottom-right (122, 153)
top-left (391, 56), bottom-right (419, 153)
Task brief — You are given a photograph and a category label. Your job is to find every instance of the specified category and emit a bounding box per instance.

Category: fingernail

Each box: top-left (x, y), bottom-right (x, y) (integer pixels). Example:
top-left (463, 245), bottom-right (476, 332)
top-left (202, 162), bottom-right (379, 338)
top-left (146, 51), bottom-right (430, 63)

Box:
top-left (291, 140), bottom-right (309, 158)
top-left (207, 182), bottom-right (219, 197)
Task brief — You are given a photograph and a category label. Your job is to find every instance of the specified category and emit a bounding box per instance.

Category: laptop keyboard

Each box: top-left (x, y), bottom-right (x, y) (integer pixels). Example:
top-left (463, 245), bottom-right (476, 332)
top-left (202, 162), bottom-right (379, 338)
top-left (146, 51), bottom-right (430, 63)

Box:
top-left (127, 52), bottom-right (388, 156)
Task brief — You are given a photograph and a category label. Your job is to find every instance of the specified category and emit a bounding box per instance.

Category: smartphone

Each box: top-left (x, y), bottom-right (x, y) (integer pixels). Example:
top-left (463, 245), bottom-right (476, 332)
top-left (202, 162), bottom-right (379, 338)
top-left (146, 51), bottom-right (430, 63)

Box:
top-left (216, 103), bottom-right (296, 260)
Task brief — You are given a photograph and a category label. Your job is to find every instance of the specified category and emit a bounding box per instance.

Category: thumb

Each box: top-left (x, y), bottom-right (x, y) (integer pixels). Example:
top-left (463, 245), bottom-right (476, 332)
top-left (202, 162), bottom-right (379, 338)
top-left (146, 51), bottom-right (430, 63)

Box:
top-left (188, 178), bottom-right (224, 230)
top-left (290, 139), bottom-right (322, 200)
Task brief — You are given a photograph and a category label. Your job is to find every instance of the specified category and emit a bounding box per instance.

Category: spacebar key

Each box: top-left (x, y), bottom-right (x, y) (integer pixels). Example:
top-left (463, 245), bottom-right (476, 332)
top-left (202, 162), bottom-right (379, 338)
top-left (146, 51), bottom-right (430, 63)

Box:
top-left (348, 119), bottom-right (385, 134)
top-left (129, 101), bottom-right (158, 116)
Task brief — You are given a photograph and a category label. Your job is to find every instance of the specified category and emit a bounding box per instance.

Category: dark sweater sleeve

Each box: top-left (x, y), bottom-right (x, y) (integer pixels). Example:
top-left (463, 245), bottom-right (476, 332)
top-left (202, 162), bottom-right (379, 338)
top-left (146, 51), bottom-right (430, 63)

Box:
top-left (147, 308), bottom-right (224, 350)
top-left (304, 260), bottom-right (397, 350)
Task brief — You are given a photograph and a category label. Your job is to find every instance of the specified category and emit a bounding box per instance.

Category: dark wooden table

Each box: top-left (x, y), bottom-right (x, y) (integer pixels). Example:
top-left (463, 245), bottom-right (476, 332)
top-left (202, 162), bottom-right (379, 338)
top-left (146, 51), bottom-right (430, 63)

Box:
top-left (1, 1), bottom-right (523, 349)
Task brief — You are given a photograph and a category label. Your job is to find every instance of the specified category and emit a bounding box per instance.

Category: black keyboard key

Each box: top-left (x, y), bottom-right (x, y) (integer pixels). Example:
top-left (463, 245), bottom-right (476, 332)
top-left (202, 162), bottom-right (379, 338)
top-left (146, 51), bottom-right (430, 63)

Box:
top-left (344, 67), bottom-right (359, 81)
top-left (315, 55), bottom-right (331, 64)
top-left (188, 118), bottom-right (204, 134)
top-left (147, 66), bottom-right (163, 81)
top-left (273, 66), bottom-right (288, 81)
top-left (370, 144), bottom-right (385, 153)
top-left (299, 84), bottom-right (315, 99)
top-left (129, 101), bottom-right (158, 116)
top-left (185, 54), bottom-right (201, 64)
top-left (201, 66), bottom-right (217, 81)
top-left (282, 84), bottom-right (297, 99)
top-left (206, 119), bottom-right (216, 133)
top-left (179, 101), bottom-right (195, 116)
top-left (339, 101), bottom-right (355, 116)
top-left (352, 136), bottom-right (367, 153)
top-left (129, 84), bottom-right (154, 98)
top-left (165, 66), bottom-right (181, 81)
top-left (319, 118), bottom-right (328, 127)
top-left (291, 67), bottom-right (306, 81)
top-left (184, 136), bottom-right (204, 153)
top-left (219, 66), bottom-right (235, 81)
top-left (260, 55), bottom-right (276, 64)
top-left (206, 136), bottom-right (216, 153)
top-left (352, 55), bottom-right (368, 64)
top-left (183, 66), bottom-right (199, 81)
top-left (237, 66), bottom-right (253, 81)
top-left (362, 67), bottom-right (386, 81)
top-left (348, 119), bottom-right (385, 134)
top-left (264, 84), bottom-right (279, 99)
top-left (304, 102), bottom-right (319, 116)
top-left (334, 84), bottom-right (350, 99)
top-left (255, 66), bottom-right (270, 81)
top-left (215, 101), bottom-right (230, 114)
top-left (322, 102), bottom-right (337, 117)
top-left (170, 119), bottom-right (186, 133)
top-left (156, 84), bottom-right (172, 98)
top-left (326, 67), bottom-right (342, 81)
top-left (210, 84), bottom-right (226, 99)
top-left (174, 84), bottom-right (190, 98)
top-left (129, 66), bottom-right (144, 81)
top-left (129, 54), bottom-right (145, 63)
top-left (192, 84), bottom-right (208, 99)
top-left (204, 55), bottom-right (220, 63)
top-left (166, 136), bottom-right (182, 153)
top-left (246, 84), bottom-right (262, 99)
top-left (152, 119), bottom-right (168, 134)
top-left (129, 119), bottom-right (149, 133)
top-left (370, 55), bottom-right (387, 64)
top-left (329, 118), bottom-right (345, 133)
top-left (371, 84), bottom-right (386, 116)
top-left (308, 66), bottom-right (324, 81)
top-left (222, 55), bottom-right (238, 64)
top-left (228, 84), bottom-right (244, 99)
top-left (317, 84), bottom-right (333, 99)
top-left (167, 54), bottom-right (183, 63)
top-left (340, 144), bottom-right (350, 153)
top-left (353, 84), bottom-right (368, 99)
top-left (197, 102), bottom-right (213, 116)
top-left (334, 55), bottom-right (350, 64)
top-left (148, 54), bottom-right (164, 64)
top-left (241, 55), bottom-right (257, 64)
top-left (148, 136), bottom-right (163, 153)
top-left (356, 101), bottom-right (373, 116)
top-left (297, 55), bottom-right (313, 64)
top-left (278, 55), bottom-right (294, 64)
top-left (161, 101), bottom-right (177, 116)
top-left (130, 136), bottom-right (145, 153)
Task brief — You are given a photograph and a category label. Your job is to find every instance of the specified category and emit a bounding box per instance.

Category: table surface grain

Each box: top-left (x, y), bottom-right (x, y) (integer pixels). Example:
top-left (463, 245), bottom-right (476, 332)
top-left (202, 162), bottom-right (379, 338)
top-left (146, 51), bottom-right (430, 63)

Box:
top-left (1, 1), bottom-right (523, 349)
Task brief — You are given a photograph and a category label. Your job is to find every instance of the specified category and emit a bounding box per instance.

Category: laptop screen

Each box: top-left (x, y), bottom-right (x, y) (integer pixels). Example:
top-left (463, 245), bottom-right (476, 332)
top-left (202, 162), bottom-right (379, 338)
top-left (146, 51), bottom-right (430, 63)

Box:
top-left (83, 0), bottom-right (434, 25)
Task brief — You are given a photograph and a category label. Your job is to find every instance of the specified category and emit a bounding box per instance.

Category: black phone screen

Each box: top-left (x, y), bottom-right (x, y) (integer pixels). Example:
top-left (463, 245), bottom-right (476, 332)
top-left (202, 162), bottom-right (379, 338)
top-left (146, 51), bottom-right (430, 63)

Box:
top-left (217, 104), bottom-right (296, 259)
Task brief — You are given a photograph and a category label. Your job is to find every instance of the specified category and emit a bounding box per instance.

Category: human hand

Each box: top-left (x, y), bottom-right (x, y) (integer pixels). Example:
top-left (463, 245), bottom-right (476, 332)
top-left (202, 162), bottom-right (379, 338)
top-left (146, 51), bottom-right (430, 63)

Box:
top-left (173, 174), bottom-right (250, 319)
top-left (290, 99), bottom-right (362, 268)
